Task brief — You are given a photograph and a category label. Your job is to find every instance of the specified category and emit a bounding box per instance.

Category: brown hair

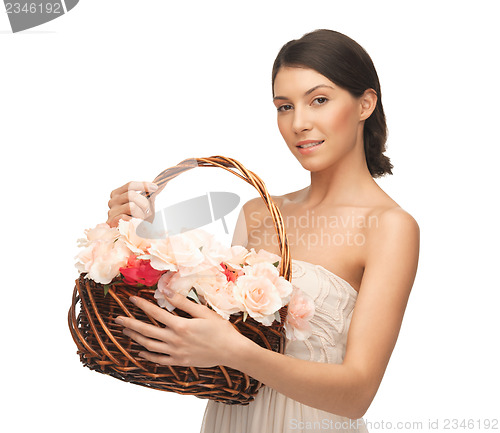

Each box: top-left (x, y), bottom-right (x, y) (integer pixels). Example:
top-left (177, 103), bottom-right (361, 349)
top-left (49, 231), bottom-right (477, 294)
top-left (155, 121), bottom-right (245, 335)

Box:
top-left (272, 29), bottom-right (393, 177)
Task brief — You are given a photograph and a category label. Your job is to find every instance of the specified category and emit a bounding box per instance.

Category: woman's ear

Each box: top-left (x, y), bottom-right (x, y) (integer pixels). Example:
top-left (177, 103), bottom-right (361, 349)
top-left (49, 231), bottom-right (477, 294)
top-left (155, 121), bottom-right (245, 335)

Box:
top-left (359, 89), bottom-right (378, 121)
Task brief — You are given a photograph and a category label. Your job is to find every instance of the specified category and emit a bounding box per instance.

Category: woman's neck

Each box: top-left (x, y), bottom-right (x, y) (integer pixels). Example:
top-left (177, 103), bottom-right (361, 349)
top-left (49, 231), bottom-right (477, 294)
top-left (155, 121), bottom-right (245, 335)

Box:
top-left (302, 156), bottom-right (377, 208)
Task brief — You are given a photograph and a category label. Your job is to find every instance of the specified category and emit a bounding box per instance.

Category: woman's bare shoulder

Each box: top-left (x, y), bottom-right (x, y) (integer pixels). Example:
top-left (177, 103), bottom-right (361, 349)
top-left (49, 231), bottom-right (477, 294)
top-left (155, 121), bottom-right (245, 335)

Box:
top-left (351, 183), bottom-right (419, 262)
top-left (364, 204), bottom-right (420, 258)
top-left (363, 182), bottom-right (418, 227)
top-left (241, 188), bottom-right (305, 212)
top-left (365, 187), bottom-right (419, 232)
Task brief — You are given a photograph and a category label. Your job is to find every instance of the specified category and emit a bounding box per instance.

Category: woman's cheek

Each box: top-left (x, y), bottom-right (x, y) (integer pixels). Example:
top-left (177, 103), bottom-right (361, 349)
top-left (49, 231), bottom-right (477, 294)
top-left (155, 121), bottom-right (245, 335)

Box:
top-left (329, 103), bottom-right (354, 131)
top-left (277, 119), bottom-right (294, 147)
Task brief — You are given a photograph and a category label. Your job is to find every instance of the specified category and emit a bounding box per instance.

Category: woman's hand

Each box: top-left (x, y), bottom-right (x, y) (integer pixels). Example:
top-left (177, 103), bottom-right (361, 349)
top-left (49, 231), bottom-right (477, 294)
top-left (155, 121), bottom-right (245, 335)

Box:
top-left (107, 181), bottom-right (158, 227)
top-left (114, 293), bottom-right (248, 368)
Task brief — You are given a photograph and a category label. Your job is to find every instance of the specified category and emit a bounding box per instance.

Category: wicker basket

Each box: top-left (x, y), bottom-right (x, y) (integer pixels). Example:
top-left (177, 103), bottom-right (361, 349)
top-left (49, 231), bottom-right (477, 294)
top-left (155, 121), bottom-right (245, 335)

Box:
top-left (68, 155), bottom-right (292, 405)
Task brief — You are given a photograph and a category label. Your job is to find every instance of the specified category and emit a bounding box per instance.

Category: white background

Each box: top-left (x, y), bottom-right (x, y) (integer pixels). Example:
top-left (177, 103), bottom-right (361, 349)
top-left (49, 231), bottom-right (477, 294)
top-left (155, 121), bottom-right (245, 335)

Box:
top-left (1, 1), bottom-right (499, 432)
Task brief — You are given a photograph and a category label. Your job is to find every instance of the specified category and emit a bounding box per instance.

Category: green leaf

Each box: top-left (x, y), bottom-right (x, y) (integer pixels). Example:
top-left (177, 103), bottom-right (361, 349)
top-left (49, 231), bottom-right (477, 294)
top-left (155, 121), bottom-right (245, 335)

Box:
top-left (272, 260), bottom-right (280, 268)
top-left (103, 285), bottom-right (110, 296)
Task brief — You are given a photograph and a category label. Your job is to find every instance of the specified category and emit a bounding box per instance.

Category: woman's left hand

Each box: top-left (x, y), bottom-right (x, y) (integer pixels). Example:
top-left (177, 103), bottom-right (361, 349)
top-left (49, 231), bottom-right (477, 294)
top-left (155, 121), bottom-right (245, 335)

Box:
top-left (114, 293), bottom-right (245, 368)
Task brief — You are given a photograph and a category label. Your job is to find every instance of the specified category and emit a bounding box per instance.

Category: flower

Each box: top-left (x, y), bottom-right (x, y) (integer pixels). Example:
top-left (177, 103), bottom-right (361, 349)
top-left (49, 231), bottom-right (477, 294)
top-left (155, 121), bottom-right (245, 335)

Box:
top-left (75, 238), bottom-right (131, 284)
top-left (233, 275), bottom-right (283, 326)
top-left (243, 261), bottom-right (293, 305)
top-left (118, 218), bottom-right (164, 255)
top-left (166, 231), bottom-right (207, 275)
top-left (221, 262), bottom-right (245, 283)
top-left (155, 270), bottom-right (201, 311)
top-left (284, 287), bottom-right (315, 341)
top-left (192, 268), bottom-right (245, 319)
top-left (244, 247), bottom-right (281, 266)
top-left (75, 222), bottom-right (313, 340)
top-left (224, 245), bottom-right (249, 268)
top-left (199, 234), bottom-right (233, 269)
top-left (146, 238), bottom-right (178, 272)
top-left (119, 255), bottom-right (165, 287)
top-left (77, 223), bottom-right (120, 248)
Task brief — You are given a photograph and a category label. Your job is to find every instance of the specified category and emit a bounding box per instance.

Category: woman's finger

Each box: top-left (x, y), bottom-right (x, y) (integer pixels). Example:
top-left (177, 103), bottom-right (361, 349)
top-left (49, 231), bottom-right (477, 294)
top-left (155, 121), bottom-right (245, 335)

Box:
top-left (128, 296), bottom-right (180, 328)
top-left (106, 213), bottom-right (131, 227)
top-left (122, 328), bottom-right (172, 354)
top-left (110, 181), bottom-right (158, 200)
top-left (152, 292), bottom-right (218, 320)
top-left (108, 200), bottom-right (146, 222)
top-left (115, 315), bottom-right (173, 341)
top-left (108, 190), bottom-right (154, 216)
top-left (138, 351), bottom-right (177, 366)
top-left (107, 182), bottom-right (157, 224)
top-left (109, 189), bottom-right (153, 211)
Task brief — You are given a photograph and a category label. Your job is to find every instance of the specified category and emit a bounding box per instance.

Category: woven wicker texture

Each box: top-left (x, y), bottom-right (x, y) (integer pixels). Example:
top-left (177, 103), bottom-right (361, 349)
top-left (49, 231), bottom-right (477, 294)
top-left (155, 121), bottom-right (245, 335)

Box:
top-left (68, 156), bottom-right (291, 404)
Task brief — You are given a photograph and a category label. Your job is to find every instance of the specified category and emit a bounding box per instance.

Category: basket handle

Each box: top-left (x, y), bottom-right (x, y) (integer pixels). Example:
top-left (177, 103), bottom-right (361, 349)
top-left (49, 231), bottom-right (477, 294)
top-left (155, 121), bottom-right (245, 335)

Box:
top-left (143, 155), bottom-right (291, 282)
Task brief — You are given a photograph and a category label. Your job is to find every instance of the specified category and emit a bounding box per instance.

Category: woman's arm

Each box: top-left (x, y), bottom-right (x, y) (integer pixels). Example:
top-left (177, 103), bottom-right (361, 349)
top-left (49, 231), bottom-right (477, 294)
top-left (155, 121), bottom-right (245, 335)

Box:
top-left (116, 206), bottom-right (419, 419)
top-left (226, 207), bottom-right (420, 418)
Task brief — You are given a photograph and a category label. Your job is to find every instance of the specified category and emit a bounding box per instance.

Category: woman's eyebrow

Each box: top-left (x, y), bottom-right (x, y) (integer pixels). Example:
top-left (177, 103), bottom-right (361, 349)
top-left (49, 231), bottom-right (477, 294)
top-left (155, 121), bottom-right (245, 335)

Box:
top-left (273, 84), bottom-right (335, 101)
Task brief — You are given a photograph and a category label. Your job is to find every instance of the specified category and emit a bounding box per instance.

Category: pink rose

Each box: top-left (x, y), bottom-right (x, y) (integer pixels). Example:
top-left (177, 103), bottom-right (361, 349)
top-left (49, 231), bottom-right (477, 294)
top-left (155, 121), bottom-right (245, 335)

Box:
top-left (233, 275), bottom-right (283, 326)
top-left (146, 238), bottom-right (178, 272)
top-left (192, 269), bottom-right (243, 319)
top-left (75, 238), bottom-right (131, 284)
top-left (166, 232), bottom-right (206, 275)
top-left (154, 270), bottom-right (200, 311)
top-left (284, 287), bottom-right (315, 341)
top-left (197, 231), bottom-right (232, 268)
top-left (202, 280), bottom-right (244, 319)
top-left (223, 245), bottom-right (249, 268)
top-left (244, 248), bottom-right (281, 266)
top-left (190, 267), bottom-right (228, 296)
top-left (243, 261), bottom-right (293, 305)
top-left (77, 223), bottom-right (120, 248)
top-left (118, 218), bottom-right (164, 254)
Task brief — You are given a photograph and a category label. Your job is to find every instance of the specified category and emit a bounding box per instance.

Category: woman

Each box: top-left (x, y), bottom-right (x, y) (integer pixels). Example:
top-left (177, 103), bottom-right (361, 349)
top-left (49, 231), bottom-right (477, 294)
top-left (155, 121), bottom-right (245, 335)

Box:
top-left (107, 29), bottom-right (420, 433)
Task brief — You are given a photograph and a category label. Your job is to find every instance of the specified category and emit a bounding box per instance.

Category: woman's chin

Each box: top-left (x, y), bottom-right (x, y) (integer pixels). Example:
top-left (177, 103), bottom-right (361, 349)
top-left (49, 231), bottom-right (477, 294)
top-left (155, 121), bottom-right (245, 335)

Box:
top-left (296, 159), bottom-right (328, 173)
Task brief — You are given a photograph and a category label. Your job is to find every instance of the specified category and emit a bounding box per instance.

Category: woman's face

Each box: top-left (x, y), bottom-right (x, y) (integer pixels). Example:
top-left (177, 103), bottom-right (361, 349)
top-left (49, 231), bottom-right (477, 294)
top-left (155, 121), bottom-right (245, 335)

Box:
top-left (272, 66), bottom-right (365, 172)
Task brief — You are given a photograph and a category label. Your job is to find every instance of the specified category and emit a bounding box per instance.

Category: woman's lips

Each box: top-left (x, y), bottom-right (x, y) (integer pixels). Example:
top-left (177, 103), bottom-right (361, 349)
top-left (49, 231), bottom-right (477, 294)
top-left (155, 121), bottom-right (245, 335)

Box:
top-left (296, 140), bottom-right (324, 154)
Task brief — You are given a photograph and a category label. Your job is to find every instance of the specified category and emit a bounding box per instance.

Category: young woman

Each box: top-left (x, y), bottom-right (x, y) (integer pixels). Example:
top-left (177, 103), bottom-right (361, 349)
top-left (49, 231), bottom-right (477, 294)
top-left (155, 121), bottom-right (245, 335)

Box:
top-left (107, 29), bottom-right (420, 433)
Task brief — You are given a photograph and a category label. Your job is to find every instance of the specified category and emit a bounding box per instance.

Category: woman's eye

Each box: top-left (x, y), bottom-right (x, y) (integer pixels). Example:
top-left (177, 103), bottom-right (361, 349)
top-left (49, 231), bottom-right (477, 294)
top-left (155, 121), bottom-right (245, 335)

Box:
top-left (313, 97), bottom-right (328, 105)
top-left (277, 104), bottom-right (293, 112)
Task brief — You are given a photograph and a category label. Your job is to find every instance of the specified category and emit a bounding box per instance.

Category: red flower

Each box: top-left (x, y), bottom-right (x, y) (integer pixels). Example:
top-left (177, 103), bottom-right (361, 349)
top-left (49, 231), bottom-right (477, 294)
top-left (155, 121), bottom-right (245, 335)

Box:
top-left (119, 255), bottom-right (165, 287)
top-left (220, 262), bottom-right (244, 283)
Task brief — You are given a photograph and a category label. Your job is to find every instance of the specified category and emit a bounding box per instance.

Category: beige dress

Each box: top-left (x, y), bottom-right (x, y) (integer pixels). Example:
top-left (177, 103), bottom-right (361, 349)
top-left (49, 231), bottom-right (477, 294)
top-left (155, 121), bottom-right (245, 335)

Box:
top-left (200, 259), bottom-right (369, 433)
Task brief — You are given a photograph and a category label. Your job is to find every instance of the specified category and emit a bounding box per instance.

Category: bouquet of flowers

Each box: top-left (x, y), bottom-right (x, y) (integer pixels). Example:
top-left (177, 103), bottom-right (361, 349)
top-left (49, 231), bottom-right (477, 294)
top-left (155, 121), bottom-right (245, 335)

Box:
top-left (75, 217), bottom-right (315, 341)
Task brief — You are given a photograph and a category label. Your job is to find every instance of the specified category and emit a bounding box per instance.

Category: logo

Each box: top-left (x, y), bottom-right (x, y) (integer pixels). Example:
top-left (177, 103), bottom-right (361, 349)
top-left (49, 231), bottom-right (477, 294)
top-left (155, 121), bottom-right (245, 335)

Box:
top-left (4, 0), bottom-right (79, 33)
top-left (136, 192), bottom-right (241, 239)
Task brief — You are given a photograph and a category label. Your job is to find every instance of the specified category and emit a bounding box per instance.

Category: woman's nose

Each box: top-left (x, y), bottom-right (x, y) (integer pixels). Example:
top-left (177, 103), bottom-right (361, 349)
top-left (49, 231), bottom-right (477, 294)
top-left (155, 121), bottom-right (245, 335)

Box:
top-left (292, 107), bottom-right (312, 133)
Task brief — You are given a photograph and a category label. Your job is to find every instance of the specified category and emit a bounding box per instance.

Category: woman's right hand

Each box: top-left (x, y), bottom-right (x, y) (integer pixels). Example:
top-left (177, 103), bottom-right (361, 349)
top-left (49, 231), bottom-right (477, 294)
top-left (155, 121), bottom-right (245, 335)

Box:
top-left (107, 181), bottom-right (159, 227)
